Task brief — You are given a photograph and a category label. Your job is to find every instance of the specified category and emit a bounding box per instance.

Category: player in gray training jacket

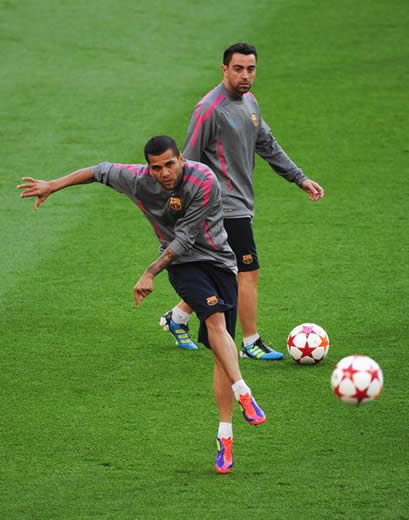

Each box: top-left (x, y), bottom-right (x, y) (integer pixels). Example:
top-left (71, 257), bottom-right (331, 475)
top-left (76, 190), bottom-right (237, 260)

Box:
top-left (18, 135), bottom-right (268, 474)
top-left (161, 42), bottom-right (325, 360)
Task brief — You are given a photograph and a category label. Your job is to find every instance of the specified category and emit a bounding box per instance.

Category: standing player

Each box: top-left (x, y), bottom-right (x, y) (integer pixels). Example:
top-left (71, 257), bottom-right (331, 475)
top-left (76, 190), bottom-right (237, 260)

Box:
top-left (161, 42), bottom-right (324, 360)
top-left (18, 135), bottom-right (266, 474)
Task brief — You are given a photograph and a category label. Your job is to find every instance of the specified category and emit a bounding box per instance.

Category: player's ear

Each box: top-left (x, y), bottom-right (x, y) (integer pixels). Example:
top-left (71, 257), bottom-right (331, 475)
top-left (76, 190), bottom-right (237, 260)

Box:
top-left (221, 64), bottom-right (227, 74)
top-left (179, 153), bottom-right (185, 165)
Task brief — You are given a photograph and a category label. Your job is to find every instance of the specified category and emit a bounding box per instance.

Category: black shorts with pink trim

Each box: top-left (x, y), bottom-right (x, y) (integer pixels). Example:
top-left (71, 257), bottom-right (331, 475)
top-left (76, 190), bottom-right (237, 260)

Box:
top-left (223, 217), bottom-right (259, 272)
top-left (167, 262), bottom-right (238, 349)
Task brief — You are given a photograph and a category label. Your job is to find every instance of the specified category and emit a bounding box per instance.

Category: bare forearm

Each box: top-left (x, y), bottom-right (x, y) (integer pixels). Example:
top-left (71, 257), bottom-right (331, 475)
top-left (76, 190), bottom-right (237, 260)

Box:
top-left (49, 168), bottom-right (95, 194)
top-left (145, 247), bottom-right (178, 277)
top-left (18, 167), bottom-right (95, 210)
top-left (133, 247), bottom-right (179, 307)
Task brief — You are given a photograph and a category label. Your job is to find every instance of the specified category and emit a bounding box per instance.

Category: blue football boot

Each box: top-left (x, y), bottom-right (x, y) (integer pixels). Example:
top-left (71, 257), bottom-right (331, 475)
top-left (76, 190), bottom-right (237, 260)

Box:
top-left (159, 311), bottom-right (198, 350)
top-left (240, 337), bottom-right (283, 360)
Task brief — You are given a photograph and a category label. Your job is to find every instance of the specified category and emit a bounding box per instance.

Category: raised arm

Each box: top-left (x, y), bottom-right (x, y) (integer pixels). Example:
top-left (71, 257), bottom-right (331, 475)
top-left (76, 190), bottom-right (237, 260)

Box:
top-left (17, 168), bottom-right (95, 210)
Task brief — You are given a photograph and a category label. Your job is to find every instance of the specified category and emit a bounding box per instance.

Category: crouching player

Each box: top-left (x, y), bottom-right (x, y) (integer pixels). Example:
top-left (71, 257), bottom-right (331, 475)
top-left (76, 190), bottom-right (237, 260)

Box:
top-left (18, 135), bottom-right (266, 474)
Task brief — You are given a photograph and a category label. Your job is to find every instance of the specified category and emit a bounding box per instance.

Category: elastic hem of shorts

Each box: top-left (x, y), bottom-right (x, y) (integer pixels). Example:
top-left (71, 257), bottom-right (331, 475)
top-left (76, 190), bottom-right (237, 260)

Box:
top-left (196, 303), bottom-right (234, 323)
top-left (237, 263), bottom-right (260, 272)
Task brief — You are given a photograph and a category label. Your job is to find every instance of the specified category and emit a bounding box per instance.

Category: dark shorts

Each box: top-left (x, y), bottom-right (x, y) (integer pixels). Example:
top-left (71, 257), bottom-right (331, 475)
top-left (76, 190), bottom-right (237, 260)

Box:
top-left (167, 262), bottom-right (238, 349)
top-left (224, 217), bottom-right (260, 272)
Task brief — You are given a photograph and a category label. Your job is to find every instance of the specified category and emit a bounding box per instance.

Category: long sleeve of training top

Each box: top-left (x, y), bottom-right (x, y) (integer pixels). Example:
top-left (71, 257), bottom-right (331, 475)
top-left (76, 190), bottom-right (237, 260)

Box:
top-left (183, 82), bottom-right (308, 219)
top-left (255, 118), bottom-right (307, 186)
top-left (91, 161), bottom-right (237, 273)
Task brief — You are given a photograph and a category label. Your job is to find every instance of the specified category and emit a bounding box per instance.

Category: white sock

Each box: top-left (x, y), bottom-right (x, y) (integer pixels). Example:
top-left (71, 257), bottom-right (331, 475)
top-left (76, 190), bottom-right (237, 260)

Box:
top-left (243, 333), bottom-right (260, 347)
top-left (171, 305), bottom-right (191, 325)
top-left (218, 422), bottom-right (233, 439)
top-left (232, 379), bottom-right (251, 400)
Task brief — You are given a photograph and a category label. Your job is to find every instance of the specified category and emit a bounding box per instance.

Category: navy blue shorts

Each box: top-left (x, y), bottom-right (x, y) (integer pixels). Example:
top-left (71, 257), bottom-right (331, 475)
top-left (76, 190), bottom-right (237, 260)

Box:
top-left (167, 262), bottom-right (238, 349)
top-left (224, 218), bottom-right (260, 272)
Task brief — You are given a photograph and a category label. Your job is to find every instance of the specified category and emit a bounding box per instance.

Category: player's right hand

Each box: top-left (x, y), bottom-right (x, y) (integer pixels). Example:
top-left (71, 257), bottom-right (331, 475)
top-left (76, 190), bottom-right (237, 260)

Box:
top-left (17, 177), bottom-right (52, 210)
top-left (133, 272), bottom-right (154, 307)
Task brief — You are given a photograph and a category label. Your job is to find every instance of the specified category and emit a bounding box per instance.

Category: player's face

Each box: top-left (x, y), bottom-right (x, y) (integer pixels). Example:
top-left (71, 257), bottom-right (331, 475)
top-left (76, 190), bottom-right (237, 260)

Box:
top-left (148, 149), bottom-right (184, 190)
top-left (222, 53), bottom-right (257, 98)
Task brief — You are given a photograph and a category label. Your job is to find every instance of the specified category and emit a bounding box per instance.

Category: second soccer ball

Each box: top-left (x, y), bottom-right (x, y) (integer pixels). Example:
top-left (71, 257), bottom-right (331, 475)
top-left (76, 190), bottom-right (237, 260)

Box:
top-left (330, 355), bottom-right (384, 406)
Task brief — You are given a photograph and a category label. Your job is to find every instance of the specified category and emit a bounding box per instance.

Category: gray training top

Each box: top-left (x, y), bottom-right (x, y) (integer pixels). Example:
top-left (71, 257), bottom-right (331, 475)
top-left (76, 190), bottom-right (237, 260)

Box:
top-left (183, 82), bottom-right (308, 218)
top-left (92, 160), bottom-right (238, 274)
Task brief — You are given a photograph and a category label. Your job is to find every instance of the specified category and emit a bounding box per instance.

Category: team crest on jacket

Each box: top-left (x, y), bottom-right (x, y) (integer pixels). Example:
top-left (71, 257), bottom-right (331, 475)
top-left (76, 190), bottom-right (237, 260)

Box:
top-left (251, 113), bottom-right (259, 127)
top-left (242, 254), bottom-right (253, 265)
top-left (206, 295), bottom-right (219, 306)
top-left (168, 197), bottom-right (182, 211)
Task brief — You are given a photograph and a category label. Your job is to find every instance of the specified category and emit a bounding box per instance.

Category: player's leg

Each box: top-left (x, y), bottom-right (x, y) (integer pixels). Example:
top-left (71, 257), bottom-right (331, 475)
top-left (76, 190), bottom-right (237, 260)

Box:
top-left (206, 311), bottom-right (241, 382)
top-left (207, 311), bottom-right (266, 473)
top-left (213, 355), bottom-right (235, 423)
top-left (167, 262), bottom-right (266, 472)
top-left (237, 268), bottom-right (259, 337)
top-left (206, 311), bottom-right (266, 424)
top-left (177, 301), bottom-right (192, 314)
top-left (224, 218), bottom-right (284, 361)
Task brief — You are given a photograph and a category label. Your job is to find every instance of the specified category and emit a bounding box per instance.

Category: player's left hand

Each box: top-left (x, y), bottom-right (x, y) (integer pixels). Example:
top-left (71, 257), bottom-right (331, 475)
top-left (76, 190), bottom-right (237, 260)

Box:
top-left (301, 179), bottom-right (325, 201)
top-left (133, 272), bottom-right (154, 307)
top-left (17, 177), bottom-right (53, 210)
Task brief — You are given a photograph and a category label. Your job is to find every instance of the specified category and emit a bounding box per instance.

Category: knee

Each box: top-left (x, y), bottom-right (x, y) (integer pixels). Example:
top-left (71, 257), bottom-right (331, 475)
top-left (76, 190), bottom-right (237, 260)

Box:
top-left (205, 312), bottom-right (226, 334)
top-left (238, 269), bottom-right (259, 286)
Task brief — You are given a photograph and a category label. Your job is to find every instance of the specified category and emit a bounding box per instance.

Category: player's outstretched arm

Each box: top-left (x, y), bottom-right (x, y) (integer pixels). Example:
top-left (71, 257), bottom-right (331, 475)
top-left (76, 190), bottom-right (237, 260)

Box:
top-left (133, 247), bottom-right (178, 307)
top-left (300, 179), bottom-right (325, 201)
top-left (17, 168), bottom-right (95, 210)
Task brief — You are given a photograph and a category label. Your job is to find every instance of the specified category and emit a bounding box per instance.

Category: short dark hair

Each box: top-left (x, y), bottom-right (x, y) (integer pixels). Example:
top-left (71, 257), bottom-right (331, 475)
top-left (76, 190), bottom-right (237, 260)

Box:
top-left (223, 42), bottom-right (258, 66)
top-left (144, 135), bottom-right (180, 163)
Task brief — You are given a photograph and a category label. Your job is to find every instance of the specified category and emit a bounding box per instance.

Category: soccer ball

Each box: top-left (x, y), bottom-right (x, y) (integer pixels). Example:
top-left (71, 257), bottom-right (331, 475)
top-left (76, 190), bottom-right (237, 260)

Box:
top-left (330, 355), bottom-right (384, 406)
top-left (287, 323), bottom-right (329, 364)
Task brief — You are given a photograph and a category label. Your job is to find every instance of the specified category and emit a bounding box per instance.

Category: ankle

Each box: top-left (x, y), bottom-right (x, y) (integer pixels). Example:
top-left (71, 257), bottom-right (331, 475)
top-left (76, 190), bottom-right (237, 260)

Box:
top-left (231, 379), bottom-right (251, 400)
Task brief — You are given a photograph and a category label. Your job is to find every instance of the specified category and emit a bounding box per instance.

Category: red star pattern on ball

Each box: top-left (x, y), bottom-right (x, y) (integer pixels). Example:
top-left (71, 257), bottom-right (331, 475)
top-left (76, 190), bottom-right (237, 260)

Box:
top-left (333, 385), bottom-right (344, 399)
top-left (367, 367), bottom-right (380, 382)
top-left (298, 342), bottom-right (315, 358)
top-left (341, 364), bottom-right (359, 381)
top-left (287, 335), bottom-right (296, 347)
top-left (352, 386), bottom-right (370, 404)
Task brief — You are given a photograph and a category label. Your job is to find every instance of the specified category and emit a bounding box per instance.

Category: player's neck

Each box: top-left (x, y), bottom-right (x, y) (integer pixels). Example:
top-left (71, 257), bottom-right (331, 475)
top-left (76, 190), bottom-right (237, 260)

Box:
top-left (223, 80), bottom-right (243, 100)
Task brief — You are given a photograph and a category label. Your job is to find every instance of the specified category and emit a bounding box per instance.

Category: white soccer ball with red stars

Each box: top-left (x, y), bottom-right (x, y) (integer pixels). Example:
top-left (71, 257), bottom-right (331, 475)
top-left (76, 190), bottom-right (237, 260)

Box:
top-left (331, 355), bottom-right (383, 406)
top-left (287, 323), bottom-right (330, 364)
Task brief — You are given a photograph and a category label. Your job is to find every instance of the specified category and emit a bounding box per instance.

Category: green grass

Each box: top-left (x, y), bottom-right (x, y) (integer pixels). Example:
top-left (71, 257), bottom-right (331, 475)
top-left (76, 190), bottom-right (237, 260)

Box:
top-left (1, 0), bottom-right (409, 518)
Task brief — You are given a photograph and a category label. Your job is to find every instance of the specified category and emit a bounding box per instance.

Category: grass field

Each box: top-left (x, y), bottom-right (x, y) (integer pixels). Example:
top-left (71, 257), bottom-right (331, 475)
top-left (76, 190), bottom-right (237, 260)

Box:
top-left (1, 0), bottom-right (409, 518)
